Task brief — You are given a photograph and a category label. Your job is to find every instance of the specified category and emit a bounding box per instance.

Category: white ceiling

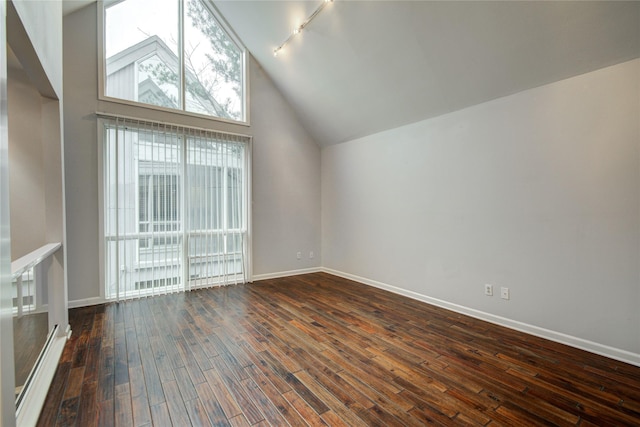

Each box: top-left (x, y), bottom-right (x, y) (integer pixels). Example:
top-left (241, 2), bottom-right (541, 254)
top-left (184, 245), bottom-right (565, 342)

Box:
top-left (63, 1), bottom-right (640, 147)
top-left (215, 1), bottom-right (640, 147)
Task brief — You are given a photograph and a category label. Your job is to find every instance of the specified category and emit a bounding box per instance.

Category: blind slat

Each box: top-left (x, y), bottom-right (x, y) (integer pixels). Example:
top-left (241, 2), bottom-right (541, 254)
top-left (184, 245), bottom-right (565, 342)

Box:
top-left (103, 117), bottom-right (248, 300)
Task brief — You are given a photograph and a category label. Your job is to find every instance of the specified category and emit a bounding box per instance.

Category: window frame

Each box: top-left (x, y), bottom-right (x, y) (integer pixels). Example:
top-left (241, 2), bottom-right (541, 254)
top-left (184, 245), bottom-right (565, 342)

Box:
top-left (97, 116), bottom-right (253, 302)
top-left (97, 0), bottom-right (250, 125)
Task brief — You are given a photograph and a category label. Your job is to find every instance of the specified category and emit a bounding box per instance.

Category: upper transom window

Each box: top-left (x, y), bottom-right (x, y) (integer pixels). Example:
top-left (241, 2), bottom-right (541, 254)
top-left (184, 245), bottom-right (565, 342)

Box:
top-left (103, 0), bottom-right (245, 122)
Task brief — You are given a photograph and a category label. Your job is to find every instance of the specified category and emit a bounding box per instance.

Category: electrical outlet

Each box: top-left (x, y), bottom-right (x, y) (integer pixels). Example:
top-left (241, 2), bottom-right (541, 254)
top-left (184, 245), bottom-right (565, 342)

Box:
top-left (309, 251), bottom-right (314, 259)
top-left (296, 252), bottom-right (302, 260)
top-left (484, 284), bottom-right (493, 296)
top-left (501, 287), bottom-right (510, 300)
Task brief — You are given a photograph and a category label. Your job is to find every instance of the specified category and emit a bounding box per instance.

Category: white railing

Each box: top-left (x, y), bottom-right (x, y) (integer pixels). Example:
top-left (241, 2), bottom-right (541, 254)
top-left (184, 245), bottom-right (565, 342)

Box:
top-left (11, 243), bottom-right (62, 317)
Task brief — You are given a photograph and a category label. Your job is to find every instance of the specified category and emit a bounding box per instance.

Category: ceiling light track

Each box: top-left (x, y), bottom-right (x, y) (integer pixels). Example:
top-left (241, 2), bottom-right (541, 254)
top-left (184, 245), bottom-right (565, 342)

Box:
top-left (273, 0), bottom-right (333, 57)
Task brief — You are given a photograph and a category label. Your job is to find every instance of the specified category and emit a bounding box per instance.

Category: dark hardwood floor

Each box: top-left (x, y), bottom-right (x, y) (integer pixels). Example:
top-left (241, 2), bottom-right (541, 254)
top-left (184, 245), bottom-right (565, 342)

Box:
top-left (37, 272), bottom-right (640, 426)
top-left (14, 311), bottom-right (50, 392)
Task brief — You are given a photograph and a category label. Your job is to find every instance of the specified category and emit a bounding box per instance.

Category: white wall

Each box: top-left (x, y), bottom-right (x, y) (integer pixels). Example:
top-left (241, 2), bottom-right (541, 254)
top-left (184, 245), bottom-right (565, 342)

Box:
top-left (63, 4), bottom-right (321, 303)
top-left (7, 2), bottom-right (66, 319)
top-left (2, 2), bottom-right (66, 425)
top-left (251, 60), bottom-right (321, 275)
top-left (7, 67), bottom-right (46, 259)
top-left (8, 0), bottom-right (63, 99)
top-left (322, 59), bottom-right (640, 358)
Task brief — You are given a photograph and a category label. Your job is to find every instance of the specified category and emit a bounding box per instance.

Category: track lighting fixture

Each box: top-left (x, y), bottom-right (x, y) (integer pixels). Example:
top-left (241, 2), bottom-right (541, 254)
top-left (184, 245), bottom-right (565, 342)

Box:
top-left (273, 0), bottom-right (334, 57)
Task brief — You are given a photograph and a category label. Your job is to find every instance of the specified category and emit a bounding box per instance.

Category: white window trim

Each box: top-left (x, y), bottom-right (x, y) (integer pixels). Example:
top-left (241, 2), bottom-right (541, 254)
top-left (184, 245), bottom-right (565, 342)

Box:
top-left (97, 0), bottom-right (250, 126)
top-left (97, 117), bottom-right (107, 302)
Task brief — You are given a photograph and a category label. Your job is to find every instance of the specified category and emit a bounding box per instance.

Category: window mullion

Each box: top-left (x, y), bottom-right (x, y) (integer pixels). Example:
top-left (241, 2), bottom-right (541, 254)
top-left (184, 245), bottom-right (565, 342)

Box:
top-left (179, 0), bottom-right (186, 112)
top-left (114, 122), bottom-right (120, 301)
top-left (181, 132), bottom-right (189, 291)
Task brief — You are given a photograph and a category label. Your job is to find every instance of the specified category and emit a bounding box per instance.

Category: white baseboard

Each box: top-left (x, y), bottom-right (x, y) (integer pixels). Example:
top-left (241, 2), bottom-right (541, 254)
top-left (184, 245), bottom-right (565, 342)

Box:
top-left (322, 267), bottom-right (640, 367)
top-left (68, 296), bottom-right (106, 309)
top-left (252, 267), bottom-right (323, 282)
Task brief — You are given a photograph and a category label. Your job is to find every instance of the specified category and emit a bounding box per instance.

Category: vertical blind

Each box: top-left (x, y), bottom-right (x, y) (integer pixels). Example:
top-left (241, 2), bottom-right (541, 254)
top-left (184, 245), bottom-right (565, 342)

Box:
top-left (102, 116), bottom-right (250, 301)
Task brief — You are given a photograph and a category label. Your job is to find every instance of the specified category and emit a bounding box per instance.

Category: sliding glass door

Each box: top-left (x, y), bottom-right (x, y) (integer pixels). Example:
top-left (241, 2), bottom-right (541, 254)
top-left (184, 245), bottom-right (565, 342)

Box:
top-left (101, 118), bottom-right (249, 300)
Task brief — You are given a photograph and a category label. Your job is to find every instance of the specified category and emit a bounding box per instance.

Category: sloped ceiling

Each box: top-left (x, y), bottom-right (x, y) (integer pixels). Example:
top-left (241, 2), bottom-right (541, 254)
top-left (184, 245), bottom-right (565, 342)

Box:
top-left (64, 1), bottom-right (640, 146)
top-left (215, 1), bottom-right (640, 147)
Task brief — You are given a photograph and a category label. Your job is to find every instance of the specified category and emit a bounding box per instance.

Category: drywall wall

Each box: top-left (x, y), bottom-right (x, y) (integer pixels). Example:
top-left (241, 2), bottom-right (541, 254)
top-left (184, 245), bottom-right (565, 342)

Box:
top-left (3, 2), bottom-right (67, 424)
top-left (8, 0), bottom-right (63, 99)
top-left (250, 60), bottom-right (321, 275)
top-left (63, 4), bottom-right (321, 303)
top-left (322, 59), bottom-right (640, 356)
top-left (7, 67), bottom-right (46, 259)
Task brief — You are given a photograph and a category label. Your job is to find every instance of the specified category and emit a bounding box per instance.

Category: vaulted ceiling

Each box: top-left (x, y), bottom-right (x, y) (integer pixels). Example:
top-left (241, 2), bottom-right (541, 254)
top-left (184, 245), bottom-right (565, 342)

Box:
top-left (215, 1), bottom-right (640, 147)
top-left (63, 1), bottom-right (640, 147)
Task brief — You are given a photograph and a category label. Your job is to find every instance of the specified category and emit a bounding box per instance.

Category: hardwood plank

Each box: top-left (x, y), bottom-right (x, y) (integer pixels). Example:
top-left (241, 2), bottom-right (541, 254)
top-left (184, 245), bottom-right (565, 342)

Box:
top-left (72, 344), bottom-right (88, 369)
top-left (125, 326), bottom-right (141, 368)
top-left (294, 370), bottom-right (368, 426)
top-left (76, 380), bottom-right (99, 427)
top-left (114, 325), bottom-right (129, 387)
top-left (194, 381), bottom-right (231, 426)
top-left (304, 363), bottom-right (373, 411)
top-left (201, 367), bottom-right (243, 419)
top-left (282, 390), bottom-right (328, 427)
top-left (209, 355), bottom-right (264, 424)
top-left (242, 377), bottom-right (290, 426)
top-left (227, 414), bottom-right (250, 427)
top-left (136, 333), bottom-right (166, 406)
top-left (237, 340), bottom-right (292, 394)
top-left (129, 365), bottom-right (152, 426)
top-left (208, 330), bottom-right (249, 381)
top-left (184, 398), bottom-right (214, 427)
top-left (259, 349), bottom-right (329, 415)
top-left (84, 338), bottom-right (102, 384)
top-left (98, 398), bottom-right (114, 427)
top-left (60, 334), bottom-right (78, 364)
top-left (150, 402), bottom-right (172, 427)
top-left (174, 334), bottom-right (208, 385)
top-left (37, 361), bottom-right (71, 426)
top-left (213, 326), bottom-right (253, 371)
top-left (56, 396), bottom-right (79, 426)
top-left (114, 383), bottom-right (134, 427)
top-left (174, 366), bottom-right (198, 402)
top-left (149, 334), bottom-right (175, 384)
top-left (321, 347), bottom-right (405, 403)
top-left (63, 366), bottom-right (85, 400)
top-left (181, 327), bottom-right (214, 371)
top-left (97, 371), bottom-right (114, 403)
top-left (161, 380), bottom-right (192, 426)
top-left (319, 409), bottom-right (352, 427)
top-left (244, 365), bottom-right (307, 426)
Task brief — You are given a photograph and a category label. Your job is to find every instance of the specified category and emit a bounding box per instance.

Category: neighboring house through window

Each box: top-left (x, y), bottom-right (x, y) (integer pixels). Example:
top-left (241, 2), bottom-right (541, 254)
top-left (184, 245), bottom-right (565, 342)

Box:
top-left (103, 0), bottom-right (246, 122)
top-left (138, 166), bottom-right (180, 249)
